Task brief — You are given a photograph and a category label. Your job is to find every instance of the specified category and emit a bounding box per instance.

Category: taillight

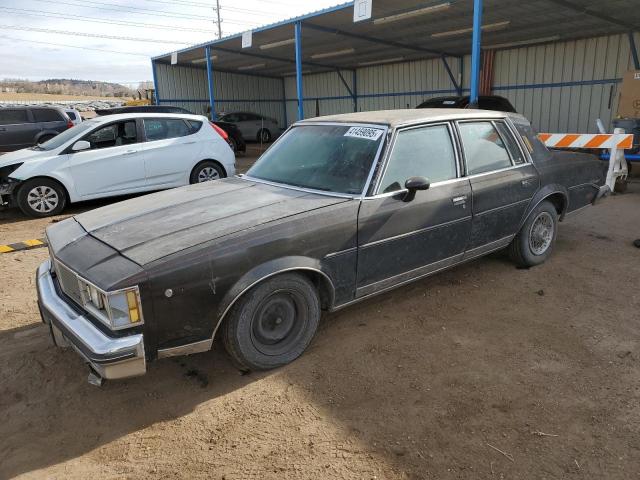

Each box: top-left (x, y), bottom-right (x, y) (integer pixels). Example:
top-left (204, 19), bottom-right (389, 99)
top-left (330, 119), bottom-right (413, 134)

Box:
top-left (210, 122), bottom-right (228, 141)
top-left (66, 120), bottom-right (74, 129)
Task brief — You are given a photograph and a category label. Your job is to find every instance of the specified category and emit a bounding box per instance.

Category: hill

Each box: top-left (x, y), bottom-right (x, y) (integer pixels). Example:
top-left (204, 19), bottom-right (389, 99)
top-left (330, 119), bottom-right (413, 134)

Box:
top-left (0, 78), bottom-right (141, 98)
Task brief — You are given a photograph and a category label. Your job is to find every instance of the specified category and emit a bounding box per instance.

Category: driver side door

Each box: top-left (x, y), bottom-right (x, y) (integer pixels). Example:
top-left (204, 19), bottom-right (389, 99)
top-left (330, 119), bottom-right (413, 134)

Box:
top-left (356, 123), bottom-right (472, 297)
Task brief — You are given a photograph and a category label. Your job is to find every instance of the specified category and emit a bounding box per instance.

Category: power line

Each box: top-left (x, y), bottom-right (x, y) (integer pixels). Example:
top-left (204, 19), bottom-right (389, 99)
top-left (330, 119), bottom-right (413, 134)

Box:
top-left (0, 6), bottom-right (216, 33)
top-left (0, 25), bottom-right (192, 44)
top-left (0, 34), bottom-right (153, 57)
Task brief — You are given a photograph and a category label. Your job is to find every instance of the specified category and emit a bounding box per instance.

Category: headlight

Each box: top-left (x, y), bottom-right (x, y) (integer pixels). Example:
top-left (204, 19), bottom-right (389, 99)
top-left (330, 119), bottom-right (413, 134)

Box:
top-left (79, 279), bottom-right (143, 330)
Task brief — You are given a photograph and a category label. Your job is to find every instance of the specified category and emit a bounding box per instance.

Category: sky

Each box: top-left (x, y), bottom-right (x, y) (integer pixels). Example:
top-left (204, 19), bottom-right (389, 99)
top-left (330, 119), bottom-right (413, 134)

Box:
top-left (0, 0), bottom-right (345, 87)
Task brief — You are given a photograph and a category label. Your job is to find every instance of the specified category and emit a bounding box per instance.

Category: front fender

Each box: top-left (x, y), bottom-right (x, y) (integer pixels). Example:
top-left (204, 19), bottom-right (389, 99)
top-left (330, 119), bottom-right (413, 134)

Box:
top-left (10, 156), bottom-right (78, 202)
top-left (212, 255), bottom-right (336, 337)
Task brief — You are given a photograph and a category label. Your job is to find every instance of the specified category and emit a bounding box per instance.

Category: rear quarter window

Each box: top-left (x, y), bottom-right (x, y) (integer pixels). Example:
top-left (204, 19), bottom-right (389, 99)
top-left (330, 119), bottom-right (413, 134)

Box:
top-left (33, 109), bottom-right (64, 122)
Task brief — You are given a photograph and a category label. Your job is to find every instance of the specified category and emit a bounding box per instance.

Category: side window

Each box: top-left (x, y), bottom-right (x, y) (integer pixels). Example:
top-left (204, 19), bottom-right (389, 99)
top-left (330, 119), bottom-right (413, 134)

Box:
top-left (0, 109), bottom-right (30, 125)
top-left (459, 122), bottom-right (512, 175)
top-left (33, 109), bottom-right (64, 122)
top-left (144, 118), bottom-right (193, 141)
top-left (84, 121), bottom-right (137, 150)
top-left (66, 111), bottom-right (78, 121)
top-left (187, 120), bottom-right (202, 133)
top-left (378, 125), bottom-right (457, 194)
top-left (494, 122), bottom-right (525, 164)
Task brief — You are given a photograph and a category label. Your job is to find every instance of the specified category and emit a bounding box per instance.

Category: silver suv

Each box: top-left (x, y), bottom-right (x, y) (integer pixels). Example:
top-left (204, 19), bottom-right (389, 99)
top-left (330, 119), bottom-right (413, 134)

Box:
top-left (0, 106), bottom-right (73, 152)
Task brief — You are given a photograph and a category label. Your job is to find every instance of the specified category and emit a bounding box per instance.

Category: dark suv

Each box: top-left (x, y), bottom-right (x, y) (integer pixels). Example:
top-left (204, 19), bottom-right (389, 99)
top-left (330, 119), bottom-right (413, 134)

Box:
top-left (416, 95), bottom-right (517, 112)
top-left (0, 106), bottom-right (73, 152)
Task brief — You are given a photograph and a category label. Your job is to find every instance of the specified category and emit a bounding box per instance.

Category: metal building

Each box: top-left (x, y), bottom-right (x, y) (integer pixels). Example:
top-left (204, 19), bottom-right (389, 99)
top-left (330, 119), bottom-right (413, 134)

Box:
top-left (152, 0), bottom-right (640, 134)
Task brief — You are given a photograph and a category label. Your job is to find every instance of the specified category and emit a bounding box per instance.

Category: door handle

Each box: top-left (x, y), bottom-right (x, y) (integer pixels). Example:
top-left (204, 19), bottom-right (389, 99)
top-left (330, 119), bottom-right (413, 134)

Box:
top-left (452, 195), bottom-right (467, 206)
top-left (124, 150), bottom-right (138, 155)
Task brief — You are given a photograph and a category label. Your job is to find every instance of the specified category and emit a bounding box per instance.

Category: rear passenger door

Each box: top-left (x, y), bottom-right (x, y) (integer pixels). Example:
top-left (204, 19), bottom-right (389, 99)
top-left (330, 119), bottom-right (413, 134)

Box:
top-left (456, 119), bottom-right (539, 257)
top-left (142, 117), bottom-right (202, 188)
top-left (32, 108), bottom-right (67, 136)
top-left (0, 109), bottom-right (37, 150)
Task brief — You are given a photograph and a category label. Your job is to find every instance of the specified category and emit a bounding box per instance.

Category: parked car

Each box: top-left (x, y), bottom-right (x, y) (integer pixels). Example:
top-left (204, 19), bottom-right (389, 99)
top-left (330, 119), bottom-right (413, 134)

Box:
top-left (97, 105), bottom-right (246, 154)
top-left (417, 95), bottom-right (517, 112)
top-left (218, 111), bottom-right (279, 143)
top-left (0, 106), bottom-right (73, 152)
top-left (37, 109), bottom-right (607, 383)
top-left (0, 113), bottom-right (234, 217)
top-left (65, 108), bottom-right (83, 126)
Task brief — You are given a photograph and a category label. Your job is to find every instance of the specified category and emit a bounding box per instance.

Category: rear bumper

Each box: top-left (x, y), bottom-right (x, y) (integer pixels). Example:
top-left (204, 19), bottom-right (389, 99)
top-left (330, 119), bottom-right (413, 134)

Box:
top-left (36, 259), bottom-right (146, 379)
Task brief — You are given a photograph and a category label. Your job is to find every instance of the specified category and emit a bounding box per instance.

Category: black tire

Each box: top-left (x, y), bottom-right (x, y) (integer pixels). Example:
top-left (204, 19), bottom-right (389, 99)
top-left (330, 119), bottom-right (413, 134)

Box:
top-left (36, 135), bottom-right (55, 145)
top-left (189, 160), bottom-right (225, 184)
top-left (227, 137), bottom-right (238, 153)
top-left (508, 200), bottom-right (558, 268)
top-left (16, 177), bottom-right (67, 217)
top-left (257, 128), bottom-right (272, 143)
top-left (222, 273), bottom-right (321, 371)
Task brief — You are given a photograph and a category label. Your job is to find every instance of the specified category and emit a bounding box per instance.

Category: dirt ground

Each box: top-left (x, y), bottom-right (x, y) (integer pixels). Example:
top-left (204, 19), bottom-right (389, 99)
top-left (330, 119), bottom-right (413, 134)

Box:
top-left (0, 165), bottom-right (638, 479)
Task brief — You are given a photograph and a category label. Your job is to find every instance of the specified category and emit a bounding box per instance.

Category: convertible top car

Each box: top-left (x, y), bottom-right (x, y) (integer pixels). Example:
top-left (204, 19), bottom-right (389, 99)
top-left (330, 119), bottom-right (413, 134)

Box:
top-left (37, 109), bottom-right (607, 383)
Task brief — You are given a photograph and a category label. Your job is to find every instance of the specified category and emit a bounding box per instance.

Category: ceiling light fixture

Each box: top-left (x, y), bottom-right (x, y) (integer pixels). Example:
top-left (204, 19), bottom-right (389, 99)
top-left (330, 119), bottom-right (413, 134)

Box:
top-left (310, 48), bottom-right (355, 59)
top-left (484, 35), bottom-right (561, 50)
top-left (432, 20), bottom-right (510, 38)
top-left (191, 55), bottom-right (218, 64)
top-left (358, 56), bottom-right (405, 67)
top-left (373, 3), bottom-right (451, 25)
top-left (238, 63), bottom-right (266, 71)
top-left (259, 38), bottom-right (295, 50)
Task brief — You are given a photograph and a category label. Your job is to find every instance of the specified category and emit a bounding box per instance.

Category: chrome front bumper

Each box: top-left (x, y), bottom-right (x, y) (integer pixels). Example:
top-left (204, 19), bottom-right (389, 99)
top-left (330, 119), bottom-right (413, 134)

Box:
top-left (36, 259), bottom-right (146, 380)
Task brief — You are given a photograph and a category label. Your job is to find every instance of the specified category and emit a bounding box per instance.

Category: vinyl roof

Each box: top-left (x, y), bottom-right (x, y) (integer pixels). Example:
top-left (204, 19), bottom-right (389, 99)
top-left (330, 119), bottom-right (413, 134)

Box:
top-left (153, 0), bottom-right (640, 78)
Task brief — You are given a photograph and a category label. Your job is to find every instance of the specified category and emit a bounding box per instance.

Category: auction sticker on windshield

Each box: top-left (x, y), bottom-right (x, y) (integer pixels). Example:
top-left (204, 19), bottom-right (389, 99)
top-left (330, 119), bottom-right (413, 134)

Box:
top-left (344, 126), bottom-right (384, 141)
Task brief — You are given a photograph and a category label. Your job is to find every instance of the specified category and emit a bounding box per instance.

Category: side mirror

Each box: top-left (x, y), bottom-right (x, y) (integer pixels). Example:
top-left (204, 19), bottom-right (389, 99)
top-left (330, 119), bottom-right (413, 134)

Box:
top-left (71, 140), bottom-right (90, 152)
top-left (403, 176), bottom-right (430, 202)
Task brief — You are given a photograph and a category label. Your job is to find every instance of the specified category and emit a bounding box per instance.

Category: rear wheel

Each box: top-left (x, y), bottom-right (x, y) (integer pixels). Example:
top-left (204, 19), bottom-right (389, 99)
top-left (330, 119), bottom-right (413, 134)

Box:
top-left (189, 161), bottom-right (225, 184)
top-left (222, 273), bottom-right (320, 371)
top-left (257, 128), bottom-right (272, 143)
top-left (508, 200), bottom-right (558, 267)
top-left (16, 178), bottom-right (67, 217)
top-left (227, 137), bottom-right (238, 153)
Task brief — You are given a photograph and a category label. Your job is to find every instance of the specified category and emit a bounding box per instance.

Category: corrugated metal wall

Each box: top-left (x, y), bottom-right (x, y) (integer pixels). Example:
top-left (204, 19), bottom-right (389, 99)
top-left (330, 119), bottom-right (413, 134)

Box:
top-left (156, 32), bottom-right (638, 134)
top-left (155, 63), bottom-right (286, 125)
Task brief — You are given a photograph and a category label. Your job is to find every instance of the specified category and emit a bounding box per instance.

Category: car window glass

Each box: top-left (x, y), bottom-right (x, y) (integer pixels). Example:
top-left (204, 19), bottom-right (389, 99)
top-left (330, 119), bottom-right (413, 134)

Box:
top-left (33, 109), bottom-right (64, 122)
top-left (187, 120), bottom-right (202, 133)
top-left (459, 122), bottom-right (513, 175)
top-left (378, 125), bottom-right (457, 194)
top-left (0, 109), bottom-right (30, 125)
top-left (144, 118), bottom-right (193, 141)
top-left (494, 122), bottom-right (525, 164)
top-left (37, 122), bottom-right (94, 150)
top-left (84, 121), bottom-right (137, 150)
top-left (66, 111), bottom-right (78, 120)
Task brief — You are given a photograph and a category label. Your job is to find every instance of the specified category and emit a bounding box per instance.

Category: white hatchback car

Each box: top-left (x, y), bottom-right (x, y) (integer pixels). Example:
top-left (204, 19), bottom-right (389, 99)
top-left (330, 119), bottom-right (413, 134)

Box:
top-left (0, 113), bottom-right (235, 217)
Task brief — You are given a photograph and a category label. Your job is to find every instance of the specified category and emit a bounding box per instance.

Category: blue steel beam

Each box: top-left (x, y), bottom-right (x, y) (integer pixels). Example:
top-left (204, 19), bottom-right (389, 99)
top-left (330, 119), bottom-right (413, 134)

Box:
top-left (469, 0), bottom-right (483, 106)
top-left (151, 59), bottom-right (160, 105)
top-left (205, 45), bottom-right (217, 120)
top-left (441, 56), bottom-right (461, 95)
top-left (336, 69), bottom-right (355, 101)
top-left (352, 70), bottom-right (358, 112)
top-left (295, 21), bottom-right (304, 120)
top-left (629, 32), bottom-right (640, 70)
top-left (281, 78), bottom-right (288, 127)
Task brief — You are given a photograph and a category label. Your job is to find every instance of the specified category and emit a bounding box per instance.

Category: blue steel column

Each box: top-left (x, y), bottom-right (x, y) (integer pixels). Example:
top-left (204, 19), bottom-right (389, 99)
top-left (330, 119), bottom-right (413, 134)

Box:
top-left (469, 0), bottom-right (483, 106)
top-left (205, 46), bottom-right (217, 120)
top-left (352, 70), bottom-right (358, 112)
top-left (281, 78), bottom-right (288, 127)
top-left (151, 60), bottom-right (160, 105)
top-left (294, 21), bottom-right (304, 120)
top-left (629, 32), bottom-right (640, 70)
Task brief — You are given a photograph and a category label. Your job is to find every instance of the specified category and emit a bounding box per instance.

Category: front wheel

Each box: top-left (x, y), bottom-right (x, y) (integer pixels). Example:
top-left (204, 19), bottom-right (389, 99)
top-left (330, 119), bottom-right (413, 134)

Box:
top-left (222, 273), bottom-right (321, 371)
top-left (508, 200), bottom-right (558, 267)
top-left (189, 161), bottom-right (225, 184)
top-left (16, 178), bottom-right (67, 217)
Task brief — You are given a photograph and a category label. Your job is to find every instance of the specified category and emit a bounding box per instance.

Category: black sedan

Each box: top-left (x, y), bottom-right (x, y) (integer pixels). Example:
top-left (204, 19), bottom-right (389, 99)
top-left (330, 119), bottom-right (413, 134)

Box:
top-left (37, 109), bottom-right (608, 383)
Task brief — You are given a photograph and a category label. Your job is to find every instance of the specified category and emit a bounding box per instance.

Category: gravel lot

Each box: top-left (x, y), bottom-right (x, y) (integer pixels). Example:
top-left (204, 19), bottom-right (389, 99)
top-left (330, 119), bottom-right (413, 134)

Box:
top-left (0, 158), bottom-right (638, 479)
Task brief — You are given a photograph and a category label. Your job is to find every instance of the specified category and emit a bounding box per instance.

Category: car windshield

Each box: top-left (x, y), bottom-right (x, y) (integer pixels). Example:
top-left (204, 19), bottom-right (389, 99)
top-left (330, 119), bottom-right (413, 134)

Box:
top-left (246, 124), bottom-right (385, 195)
top-left (33, 121), bottom-right (96, 151)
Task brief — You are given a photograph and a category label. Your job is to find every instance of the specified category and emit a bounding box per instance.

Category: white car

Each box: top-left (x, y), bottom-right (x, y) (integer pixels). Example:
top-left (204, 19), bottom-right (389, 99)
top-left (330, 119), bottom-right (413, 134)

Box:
top-left (0, 113), bottom-right (235, 217)
top-left (218, 112), bottom-right (279, 143)
top-left (65, 108), bottom-right (83, 126)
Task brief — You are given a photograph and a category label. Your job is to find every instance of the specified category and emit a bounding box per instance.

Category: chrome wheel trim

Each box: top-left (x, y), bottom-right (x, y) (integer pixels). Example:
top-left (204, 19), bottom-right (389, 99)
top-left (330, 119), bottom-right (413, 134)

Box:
top-left (197, 166), bottom-right (220, 182)
top-left (529, 211), bottom-right (554, 255)
top-left (27, 186), bottom-right (59, 213)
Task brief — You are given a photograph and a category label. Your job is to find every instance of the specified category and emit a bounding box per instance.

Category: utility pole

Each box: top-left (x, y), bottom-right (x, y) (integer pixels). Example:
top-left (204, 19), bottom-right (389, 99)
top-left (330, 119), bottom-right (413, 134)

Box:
top-left (214, 0), bottom-right (222, 39)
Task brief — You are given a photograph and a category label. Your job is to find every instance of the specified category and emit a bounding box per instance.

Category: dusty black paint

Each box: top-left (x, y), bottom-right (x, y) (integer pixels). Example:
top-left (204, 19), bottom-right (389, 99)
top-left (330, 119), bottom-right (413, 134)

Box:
top-left (44, 112), bottom-right (606, 361)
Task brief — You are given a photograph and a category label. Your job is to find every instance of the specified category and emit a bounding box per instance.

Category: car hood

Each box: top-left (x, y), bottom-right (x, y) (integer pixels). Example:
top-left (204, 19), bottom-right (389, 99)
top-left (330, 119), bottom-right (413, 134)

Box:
top-left (74, 177), bottom-right (351, 265)
top-left (0, 148), bottom-right (50, 169)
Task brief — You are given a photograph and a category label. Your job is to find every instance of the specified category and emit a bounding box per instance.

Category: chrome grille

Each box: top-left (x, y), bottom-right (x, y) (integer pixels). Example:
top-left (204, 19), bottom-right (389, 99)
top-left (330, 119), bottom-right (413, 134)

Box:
top-left (54, 260), bottom-right (83, 306)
